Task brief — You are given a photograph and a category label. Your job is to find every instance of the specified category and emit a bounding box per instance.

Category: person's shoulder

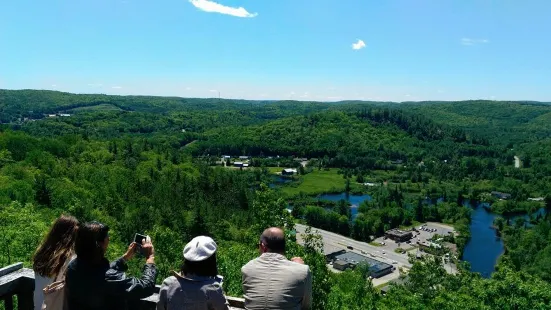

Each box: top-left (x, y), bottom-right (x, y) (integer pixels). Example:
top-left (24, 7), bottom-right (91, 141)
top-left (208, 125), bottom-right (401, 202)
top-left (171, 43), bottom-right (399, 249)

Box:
top-left (284, 260), bottom-right (310, 276)
top-left (241, 257), bottom-right (260, 273)
top-left (161, 275), bottom-right (179, 287)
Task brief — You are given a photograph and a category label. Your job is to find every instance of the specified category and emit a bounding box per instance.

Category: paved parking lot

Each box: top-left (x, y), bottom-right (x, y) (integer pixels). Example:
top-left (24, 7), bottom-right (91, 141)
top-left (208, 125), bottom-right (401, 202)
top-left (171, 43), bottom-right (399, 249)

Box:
top-left (371, 222), bottom-right (455, 256)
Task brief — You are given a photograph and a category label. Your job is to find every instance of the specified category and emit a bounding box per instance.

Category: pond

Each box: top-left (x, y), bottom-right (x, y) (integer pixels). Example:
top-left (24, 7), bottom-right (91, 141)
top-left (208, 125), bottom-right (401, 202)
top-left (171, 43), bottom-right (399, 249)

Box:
top-left (462, 203), bottom-right (546, 278)
top-left (462, 203), bottom-right (504, 278)
top-left (268, 175), bottom-right (294, 188)
top-left (318, 193), bottom-right (372, 220)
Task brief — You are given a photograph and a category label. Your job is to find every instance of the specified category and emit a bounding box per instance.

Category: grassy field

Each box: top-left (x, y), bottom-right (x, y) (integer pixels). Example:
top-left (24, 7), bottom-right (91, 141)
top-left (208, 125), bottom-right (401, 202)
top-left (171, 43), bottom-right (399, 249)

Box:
top-left (280, 169), bottom-right (346, 197)
top-left (68, 103), bottom-right (123, 112)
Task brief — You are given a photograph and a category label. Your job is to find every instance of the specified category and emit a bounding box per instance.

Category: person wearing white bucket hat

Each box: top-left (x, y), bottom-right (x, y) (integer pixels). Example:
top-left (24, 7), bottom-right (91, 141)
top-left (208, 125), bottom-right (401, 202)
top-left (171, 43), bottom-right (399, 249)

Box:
top-left (157, 236), bottom-right (229, 310)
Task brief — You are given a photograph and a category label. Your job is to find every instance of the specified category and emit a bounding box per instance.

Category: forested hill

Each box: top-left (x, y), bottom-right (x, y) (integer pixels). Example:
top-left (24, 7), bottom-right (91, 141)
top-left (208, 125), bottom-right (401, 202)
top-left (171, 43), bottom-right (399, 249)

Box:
top-left (401, 100), bottom-right (551, 145)
top-left (3, 89), bottom-right (551, 145)
top-left (2, 89), bottom-right (551, 309)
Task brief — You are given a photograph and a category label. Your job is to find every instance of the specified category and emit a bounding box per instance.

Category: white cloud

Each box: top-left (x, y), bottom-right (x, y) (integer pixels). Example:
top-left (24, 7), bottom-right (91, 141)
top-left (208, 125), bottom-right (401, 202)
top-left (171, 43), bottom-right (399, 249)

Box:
top-left (185, 87), bottom-right (192, 91)
top-left (461, 38), bottom-right (489, 46)
top-left (299, 92), bottom-right (309, 98)
top-left (209, 89), bottom-right (218, 93)
top-left (87, 83), bottom-right (103, 87)
top-left (112, 86), bottom-right (122, 89)
top-left (51, 84), bottom-right (57, 87)
top-left (326, 96), bottom-right (341, 100)
top-left (352, 39), bottom-right (366, 50)
top-left (189, 0), bottom-right (257, 18)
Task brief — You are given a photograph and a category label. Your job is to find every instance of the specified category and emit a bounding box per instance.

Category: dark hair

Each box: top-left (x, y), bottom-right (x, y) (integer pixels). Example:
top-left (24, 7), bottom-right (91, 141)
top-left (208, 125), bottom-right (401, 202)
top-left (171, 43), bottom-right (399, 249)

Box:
top-left (75, 221), bottom-right (110, 264)
top-left (261, 228), bottom-right (286, 253)
top-left (181, 254), bottom-right (218, 277)
top-left (33, 215), bottom-right (79, 278)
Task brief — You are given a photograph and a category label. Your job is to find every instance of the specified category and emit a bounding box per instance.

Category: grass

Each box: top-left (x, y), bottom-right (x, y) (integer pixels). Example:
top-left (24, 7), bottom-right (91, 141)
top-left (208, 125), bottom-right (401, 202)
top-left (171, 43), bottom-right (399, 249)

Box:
top-left (399, 220), bottom-right (423, 230)
top-left (267, 167), bottom-right (283, 174)
top-left (68, 103), bottom-right (122, 112)
top-left (280, 169), bottom-right (346, 197)
top-left (369, 242), bottom-right (384, 247)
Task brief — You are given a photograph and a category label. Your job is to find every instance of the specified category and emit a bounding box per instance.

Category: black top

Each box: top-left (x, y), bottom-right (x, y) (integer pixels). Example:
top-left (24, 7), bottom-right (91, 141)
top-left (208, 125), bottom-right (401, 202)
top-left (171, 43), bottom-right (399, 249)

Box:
top-left (65, 257), bottom-right (157, 310)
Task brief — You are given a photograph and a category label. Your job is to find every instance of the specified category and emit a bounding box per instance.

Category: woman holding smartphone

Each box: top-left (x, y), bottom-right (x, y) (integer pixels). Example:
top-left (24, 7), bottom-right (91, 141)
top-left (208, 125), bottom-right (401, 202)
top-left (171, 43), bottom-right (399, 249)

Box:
top-left (32, 215), bottom-right (79, 310)
top-left (65, 221), bottom-right (157, 310)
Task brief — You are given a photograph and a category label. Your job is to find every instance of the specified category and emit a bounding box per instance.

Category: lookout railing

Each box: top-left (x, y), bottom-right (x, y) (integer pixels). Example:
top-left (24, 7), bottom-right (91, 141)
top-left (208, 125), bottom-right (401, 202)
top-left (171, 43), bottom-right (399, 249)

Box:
top-left (0, 263), bottom-right (245, 310)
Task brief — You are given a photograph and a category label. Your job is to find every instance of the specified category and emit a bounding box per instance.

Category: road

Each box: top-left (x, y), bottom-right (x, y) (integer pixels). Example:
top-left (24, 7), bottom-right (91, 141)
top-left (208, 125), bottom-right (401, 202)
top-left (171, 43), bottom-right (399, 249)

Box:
top-left (295, 224), bottom-right (412, 268)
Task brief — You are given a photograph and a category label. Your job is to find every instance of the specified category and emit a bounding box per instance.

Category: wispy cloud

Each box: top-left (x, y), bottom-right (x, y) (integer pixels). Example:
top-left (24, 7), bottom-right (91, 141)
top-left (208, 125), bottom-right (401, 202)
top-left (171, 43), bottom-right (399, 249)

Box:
top-left (111, 86), bottom-right (122, 89)
top-left (461, 38), bottom-right (489, 46)
top-left (299, 92), bottom-right (309, 98)
top-left (87, 83), bottom-right (103, 87)
top-left (51, 84), bottom-right (57, 87)
top-left (209, 89), bottom-right (218, 93)
top-left (185, 87), bottom-right (192, 91)
top-left (352, 39), bottom-right (366, 50)
top-left (189, 0), bottom-right (257, 18)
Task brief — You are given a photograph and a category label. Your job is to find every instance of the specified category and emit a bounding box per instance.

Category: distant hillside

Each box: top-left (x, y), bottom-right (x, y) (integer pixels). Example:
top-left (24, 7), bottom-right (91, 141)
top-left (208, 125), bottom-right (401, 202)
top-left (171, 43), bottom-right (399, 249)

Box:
top-left (401, 100), bottom-right (551, 145)
top-left (2, 89), bottom-right (550, 146)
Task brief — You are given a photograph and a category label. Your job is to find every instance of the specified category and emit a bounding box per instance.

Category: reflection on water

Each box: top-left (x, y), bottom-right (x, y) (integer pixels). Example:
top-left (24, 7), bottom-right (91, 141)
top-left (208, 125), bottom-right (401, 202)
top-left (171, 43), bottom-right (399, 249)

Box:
top-left (462, 203), bottom-right (504, 278)
top-left (318, 193), bottom-right (372, 220)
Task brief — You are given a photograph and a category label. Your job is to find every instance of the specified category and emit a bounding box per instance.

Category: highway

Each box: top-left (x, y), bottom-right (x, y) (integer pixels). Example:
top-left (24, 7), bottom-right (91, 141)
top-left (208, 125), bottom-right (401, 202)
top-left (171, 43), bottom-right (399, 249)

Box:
top-left (295, 224), bottom-right (412, 268)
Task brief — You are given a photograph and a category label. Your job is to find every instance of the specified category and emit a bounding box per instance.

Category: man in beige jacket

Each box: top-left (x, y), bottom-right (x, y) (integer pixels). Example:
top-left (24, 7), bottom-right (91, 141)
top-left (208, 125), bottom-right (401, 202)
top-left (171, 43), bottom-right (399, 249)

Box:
top-left (241, 227), bottom-right (312, 310)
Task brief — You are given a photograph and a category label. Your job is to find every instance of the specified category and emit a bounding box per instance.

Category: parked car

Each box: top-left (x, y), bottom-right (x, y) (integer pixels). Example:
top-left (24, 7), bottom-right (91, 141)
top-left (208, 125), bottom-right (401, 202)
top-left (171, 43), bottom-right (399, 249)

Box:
top-left (347, 245), bottom-right (354, 250)
top-left (361, 250), bottom-right (367, 254)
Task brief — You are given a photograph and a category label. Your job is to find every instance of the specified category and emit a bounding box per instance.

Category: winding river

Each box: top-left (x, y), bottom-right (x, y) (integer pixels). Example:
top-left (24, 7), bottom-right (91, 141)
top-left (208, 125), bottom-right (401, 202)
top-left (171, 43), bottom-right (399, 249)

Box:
top-left (316, 193), bottom-right (543, 278)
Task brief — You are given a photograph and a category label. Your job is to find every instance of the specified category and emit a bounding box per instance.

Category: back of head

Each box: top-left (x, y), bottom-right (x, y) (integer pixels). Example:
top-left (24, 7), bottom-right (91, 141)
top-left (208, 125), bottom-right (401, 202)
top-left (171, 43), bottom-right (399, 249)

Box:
top-left (74, 221), bottom-right (109, 265)
top-left (33, 215), bottom-right (79, 278)
top-left (260, 227), bottom-right (286, 254)
top-left (181, 236), bottom-right (218, 277)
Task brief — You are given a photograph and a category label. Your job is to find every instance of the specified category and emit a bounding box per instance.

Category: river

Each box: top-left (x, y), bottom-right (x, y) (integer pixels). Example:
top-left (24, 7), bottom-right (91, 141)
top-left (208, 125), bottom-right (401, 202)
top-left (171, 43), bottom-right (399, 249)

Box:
top-left (316, 192), bottom-right (544, 278)
top-left (462, 203), bottom-right (504, 278)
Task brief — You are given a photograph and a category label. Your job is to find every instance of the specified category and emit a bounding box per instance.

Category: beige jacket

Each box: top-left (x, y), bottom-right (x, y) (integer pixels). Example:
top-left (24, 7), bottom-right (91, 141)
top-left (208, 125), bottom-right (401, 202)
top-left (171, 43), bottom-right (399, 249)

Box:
top-left (241, 253), bottom-right (312, 310)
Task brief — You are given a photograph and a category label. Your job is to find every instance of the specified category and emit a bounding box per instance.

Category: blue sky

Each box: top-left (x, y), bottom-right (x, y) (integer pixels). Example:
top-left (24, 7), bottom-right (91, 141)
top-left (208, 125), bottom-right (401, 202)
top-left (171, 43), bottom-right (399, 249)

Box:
top-left (1, 0), bottom-right (550, 101)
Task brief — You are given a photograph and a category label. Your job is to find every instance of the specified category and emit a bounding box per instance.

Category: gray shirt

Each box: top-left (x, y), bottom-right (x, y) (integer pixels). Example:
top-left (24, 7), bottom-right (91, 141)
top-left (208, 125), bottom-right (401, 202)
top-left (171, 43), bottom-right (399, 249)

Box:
top-left (156, 272), bottom-right (229, 310)
top-left (241, 253), bottom-right (312, 310)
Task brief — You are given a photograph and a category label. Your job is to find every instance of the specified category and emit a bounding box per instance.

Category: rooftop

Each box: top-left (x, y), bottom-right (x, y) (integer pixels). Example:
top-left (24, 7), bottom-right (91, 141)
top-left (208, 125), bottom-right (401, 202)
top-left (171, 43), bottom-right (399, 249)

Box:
top-left (334, 252), bottom-right (393, 273)
top-left (385, 228), bottom-right (412, 237)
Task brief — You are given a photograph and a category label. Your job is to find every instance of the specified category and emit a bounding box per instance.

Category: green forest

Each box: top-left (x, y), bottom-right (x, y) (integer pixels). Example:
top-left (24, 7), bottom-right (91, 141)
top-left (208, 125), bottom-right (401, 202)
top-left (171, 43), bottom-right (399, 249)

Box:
top-left (2, 89), bottom-right (551, 309)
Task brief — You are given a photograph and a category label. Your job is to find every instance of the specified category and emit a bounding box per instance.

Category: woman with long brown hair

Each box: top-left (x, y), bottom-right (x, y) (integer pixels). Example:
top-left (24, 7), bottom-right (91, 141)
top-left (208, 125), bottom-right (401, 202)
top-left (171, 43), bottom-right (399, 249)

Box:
top-left (65, 221), bottom-right (157, 310)
top-left (32, 215), bottom-right (79, 310)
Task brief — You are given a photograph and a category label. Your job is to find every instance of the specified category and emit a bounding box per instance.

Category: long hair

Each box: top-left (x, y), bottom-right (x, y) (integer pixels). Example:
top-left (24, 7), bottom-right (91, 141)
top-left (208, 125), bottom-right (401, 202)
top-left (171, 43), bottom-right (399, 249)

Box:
top-left (33, 215), bottom-right (79, 278)
top-left (74, 221), bottom-right (110, 265)
top-left (181, 254), bottom-right (218, 277)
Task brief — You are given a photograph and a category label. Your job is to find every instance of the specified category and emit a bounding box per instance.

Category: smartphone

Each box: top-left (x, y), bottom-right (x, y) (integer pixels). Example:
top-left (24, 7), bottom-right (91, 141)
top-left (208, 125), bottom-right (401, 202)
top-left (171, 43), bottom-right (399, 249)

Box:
top-left (134, 233), bottom-right (147, 255)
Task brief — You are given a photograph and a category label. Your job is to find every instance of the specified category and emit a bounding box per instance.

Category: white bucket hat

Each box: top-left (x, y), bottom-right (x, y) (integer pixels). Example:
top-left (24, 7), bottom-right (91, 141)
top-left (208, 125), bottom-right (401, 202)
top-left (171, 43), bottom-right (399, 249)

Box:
top-left (183, 236), bottom-right (217, 262)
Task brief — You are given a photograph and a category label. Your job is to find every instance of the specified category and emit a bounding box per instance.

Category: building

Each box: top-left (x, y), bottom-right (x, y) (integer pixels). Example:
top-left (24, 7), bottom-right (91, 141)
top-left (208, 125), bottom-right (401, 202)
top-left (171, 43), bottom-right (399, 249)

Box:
top-left (417, 241), bottom-right (442, 253)
top-left (239, 156), bottom-right (249, 160)
top-left (331, 252), bottom-right (393, 278)
top-left (243, 163), bottom-right (249, 168)
top-left (384, 229), bottom-right (413, 242)
top-left (282, 168), bottom-right (298, 176)
top-left (234, 162), bottom-right (244, 168)
top-left (491, 191), bottom-right (512, 200)
top-left (333, 260), bottom-right (350, 271)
